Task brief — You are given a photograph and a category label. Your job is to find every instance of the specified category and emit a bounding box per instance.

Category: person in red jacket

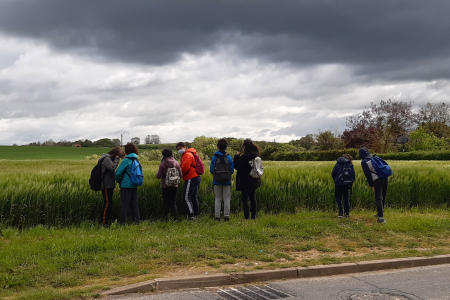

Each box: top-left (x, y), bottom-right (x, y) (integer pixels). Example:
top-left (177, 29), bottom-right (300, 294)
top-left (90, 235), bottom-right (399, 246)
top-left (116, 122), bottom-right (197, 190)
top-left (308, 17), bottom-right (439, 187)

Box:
top-left (176, 142), bottom-right (201, 220)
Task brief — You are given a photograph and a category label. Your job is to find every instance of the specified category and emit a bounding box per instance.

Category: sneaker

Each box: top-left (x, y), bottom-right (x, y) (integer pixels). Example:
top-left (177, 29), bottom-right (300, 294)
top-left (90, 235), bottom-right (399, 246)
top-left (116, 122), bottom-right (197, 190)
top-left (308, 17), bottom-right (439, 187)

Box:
top-left (224, 217), bottom-right (230, 222)
top-left (214, 217), bottom-right (220, 221)
top-left (189, 217), bottom-right (197, 221)
top-left (344, 213), bottom-right (350, 218)
top-left (377, 217), bottom-right (386, 224)
top-left (338, 212), bottom-right (343, 218)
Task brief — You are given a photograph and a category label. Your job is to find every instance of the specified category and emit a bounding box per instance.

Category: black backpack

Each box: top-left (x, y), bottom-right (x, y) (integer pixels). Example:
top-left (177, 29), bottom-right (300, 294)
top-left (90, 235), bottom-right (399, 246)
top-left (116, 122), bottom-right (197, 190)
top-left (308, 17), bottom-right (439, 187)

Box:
top-left (89, 157), bottom-right (107, 191)
top-left (335, 163), bottom-right (355, 186)
top-left (213, 155), bottom-right (231, 183)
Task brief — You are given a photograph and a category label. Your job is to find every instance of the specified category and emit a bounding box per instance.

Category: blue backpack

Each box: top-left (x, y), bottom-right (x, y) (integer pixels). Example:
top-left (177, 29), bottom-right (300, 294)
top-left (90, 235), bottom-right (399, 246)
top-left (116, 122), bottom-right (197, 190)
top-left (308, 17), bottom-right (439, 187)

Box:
top-left (127, 157), bottom-right (144, 186)
top-left (371, 156), bottom-right (393, 178)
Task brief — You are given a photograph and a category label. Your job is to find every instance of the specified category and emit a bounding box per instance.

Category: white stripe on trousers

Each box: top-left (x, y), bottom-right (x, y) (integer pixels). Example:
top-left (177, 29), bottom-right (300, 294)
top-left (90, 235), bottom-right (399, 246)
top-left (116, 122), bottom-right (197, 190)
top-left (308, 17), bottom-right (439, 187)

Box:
top-left (184, 179), bottom-right (193, 214)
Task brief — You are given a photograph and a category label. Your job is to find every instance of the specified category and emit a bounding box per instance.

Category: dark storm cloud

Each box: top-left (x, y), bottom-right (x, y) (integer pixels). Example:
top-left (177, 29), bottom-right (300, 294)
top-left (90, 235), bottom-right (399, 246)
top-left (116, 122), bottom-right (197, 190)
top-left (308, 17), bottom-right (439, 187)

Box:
top-left (1, 0), bottom-right (450, 80)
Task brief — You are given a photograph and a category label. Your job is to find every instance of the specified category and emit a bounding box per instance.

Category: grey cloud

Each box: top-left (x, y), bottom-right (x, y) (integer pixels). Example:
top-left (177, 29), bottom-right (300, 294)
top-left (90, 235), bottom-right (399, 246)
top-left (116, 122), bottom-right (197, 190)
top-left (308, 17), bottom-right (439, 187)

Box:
top-left (1, 1), bottom-right (450, 81)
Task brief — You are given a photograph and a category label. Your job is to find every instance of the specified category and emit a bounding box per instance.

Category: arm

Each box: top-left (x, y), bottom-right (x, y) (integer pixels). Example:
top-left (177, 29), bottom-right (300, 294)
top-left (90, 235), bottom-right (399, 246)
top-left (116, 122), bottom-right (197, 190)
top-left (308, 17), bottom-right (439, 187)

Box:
top-left (180, 153), bottom-right (193, 175)
top-left (210, 156), bottom-right (216, 174)
top-left (228, 155), bottom-right (235, 175)
top-left (156, 163), bottom-right (164, 179)
top-left (361, 160), bottom-right (374, 187)
top-left (331, 164), bottom-right (337, 180)
top-left (103, 156), bottom-right (120, 172)
top-left (115, 158), bottom-right (128, 183)
top-left (233, 154), bottom-right (241, 170)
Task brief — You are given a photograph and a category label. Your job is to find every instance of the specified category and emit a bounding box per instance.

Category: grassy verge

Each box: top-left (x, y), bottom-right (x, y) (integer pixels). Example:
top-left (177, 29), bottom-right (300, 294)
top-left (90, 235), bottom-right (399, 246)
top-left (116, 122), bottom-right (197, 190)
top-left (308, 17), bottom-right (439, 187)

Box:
top-left (1, 209), bottom-right (450, 299)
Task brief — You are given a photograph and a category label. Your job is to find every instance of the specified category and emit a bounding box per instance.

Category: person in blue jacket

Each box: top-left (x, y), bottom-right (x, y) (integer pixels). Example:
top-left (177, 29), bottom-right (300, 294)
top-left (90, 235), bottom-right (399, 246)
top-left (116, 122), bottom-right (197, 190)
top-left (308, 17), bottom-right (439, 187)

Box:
top-left (359, 147), bottom-right (388, 224)
top-left (331, 154), bottom-right (355, 218)
top-left (115, 142), bottom-right (140, 224)
top-left (210, 138), bottom-right (234, 221)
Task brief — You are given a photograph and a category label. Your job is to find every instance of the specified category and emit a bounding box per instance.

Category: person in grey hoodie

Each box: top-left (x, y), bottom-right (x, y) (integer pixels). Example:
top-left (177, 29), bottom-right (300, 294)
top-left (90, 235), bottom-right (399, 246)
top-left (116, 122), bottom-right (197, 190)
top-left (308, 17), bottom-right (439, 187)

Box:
top-left (156, 149), bottom-right (183, 221)
top-left (99, 147), bottom-right (125, 226)
top-left (331, 154), bottom-right (355, 218)
top-left (359, 148), bottom-right (388, 224)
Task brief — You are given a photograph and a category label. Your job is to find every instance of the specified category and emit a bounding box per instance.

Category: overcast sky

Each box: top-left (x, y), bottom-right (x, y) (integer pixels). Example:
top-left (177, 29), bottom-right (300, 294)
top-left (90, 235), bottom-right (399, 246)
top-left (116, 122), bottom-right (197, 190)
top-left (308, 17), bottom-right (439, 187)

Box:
top-left (1, 0), bottom-right (450, 145)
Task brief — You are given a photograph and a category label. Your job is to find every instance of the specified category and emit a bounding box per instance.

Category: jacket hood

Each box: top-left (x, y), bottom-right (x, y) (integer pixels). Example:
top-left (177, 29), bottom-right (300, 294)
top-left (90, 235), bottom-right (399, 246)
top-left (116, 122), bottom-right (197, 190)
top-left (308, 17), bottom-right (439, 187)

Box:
top-left (359, 148), bottom-right (372, 159)
top-left (99, 153), bottom-right (110, 161)
top-left (336, 157), bottom-right (349, 164)
top-left (185, 148), bottom-right (197, 155)
top-left (126, 153), bottom-right (138, 159)
top-left (214, 151), bottom-right (227, 157)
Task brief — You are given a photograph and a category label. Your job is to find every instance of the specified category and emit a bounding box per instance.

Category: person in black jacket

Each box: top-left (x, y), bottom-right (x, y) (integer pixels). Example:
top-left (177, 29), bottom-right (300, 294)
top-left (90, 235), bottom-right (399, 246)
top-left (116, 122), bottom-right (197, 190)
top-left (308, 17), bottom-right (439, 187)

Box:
top-left (359, 148), bottom-right (388, 224)
top-left (331, 154), bottom-right (355, 218)
top-left (234, 139), bottom-right (262, 219)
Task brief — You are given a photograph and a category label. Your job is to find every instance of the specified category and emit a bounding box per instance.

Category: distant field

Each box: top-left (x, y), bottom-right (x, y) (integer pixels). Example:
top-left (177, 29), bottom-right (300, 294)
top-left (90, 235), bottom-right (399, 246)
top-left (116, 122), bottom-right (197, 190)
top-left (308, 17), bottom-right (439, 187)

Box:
top-left (0, 146), bottom-right (108, 160)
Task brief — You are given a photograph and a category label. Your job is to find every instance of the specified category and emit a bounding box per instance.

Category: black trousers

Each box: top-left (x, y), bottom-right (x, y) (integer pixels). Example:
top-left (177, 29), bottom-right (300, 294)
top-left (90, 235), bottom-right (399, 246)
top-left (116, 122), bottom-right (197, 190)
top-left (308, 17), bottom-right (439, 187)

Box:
top-left (241, 189), bottom-right (257, 219)
top-left (374, 177), bottom-right (388, 218)
top-left (101, 188), bottom-right (114, 225)
top-left (162, 187), bottom-right (178, 220)
top-left (335, 185), bottom-right (350, 215)
top-left (120, 188), bottom-right (140, 224)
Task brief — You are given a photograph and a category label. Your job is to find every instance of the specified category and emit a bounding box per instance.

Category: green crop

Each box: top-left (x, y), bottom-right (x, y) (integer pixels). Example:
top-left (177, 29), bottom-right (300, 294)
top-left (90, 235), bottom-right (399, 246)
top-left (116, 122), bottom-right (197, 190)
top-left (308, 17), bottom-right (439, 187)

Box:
top-left (0, 160), bottom-right (449, 227)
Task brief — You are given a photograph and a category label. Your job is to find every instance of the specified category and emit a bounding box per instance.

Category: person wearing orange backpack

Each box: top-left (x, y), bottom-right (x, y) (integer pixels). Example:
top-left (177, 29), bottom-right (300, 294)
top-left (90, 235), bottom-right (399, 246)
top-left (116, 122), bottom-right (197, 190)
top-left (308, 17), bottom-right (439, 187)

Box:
top-left (176, 142), bottom-right (204, 220)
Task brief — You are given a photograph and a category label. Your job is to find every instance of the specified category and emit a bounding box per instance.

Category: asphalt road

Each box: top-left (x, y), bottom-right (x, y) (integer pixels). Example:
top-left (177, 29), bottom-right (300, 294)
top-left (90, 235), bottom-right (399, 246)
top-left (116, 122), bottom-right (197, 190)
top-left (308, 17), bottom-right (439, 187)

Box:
top-left (105, 264), bottom-right (450, 300)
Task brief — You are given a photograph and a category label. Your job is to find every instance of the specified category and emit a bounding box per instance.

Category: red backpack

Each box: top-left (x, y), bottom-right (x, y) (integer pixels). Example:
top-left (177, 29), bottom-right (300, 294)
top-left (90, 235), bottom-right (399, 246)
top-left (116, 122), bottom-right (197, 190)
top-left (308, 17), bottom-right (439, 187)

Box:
top-left (192, 153), bottom-right (205, 175)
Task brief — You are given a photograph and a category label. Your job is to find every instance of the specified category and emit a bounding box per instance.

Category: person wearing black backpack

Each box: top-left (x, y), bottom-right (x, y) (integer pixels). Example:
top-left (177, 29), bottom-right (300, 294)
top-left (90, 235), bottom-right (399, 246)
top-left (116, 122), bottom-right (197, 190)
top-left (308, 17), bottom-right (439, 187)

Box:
top-left (360, 148), bottom-right (388, 224)
top-left (210, 138), bottom-right (234, 221)
top-left (331, 154), bottom-right (355, 218)
top-left (97, 147), bottom-right (125, 226)
top-left (234, 139), bottom-right (262, 220)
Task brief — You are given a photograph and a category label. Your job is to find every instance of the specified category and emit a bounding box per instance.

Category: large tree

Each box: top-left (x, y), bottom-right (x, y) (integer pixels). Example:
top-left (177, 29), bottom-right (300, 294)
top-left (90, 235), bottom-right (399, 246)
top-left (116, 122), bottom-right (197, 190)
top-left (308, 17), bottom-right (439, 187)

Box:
top-left (417, 102), bottom-right (450, 138)
top-left (346, 99), bottom-right (418, 153)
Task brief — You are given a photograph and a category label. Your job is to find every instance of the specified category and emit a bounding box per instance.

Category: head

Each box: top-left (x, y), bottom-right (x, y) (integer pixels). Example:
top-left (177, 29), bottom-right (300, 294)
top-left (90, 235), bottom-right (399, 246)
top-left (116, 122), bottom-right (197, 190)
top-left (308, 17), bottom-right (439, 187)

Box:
top-left (162, 148), bottom-right (173, 159)
top-left (217, 138), bottom-right (228, 151)
top-left (242, 139), bottom-right (261, 154)
top-left (359, 147), bottom-right (372, 159)
top-left (108, 147), bottom-right (125, 158)
top-left (124, 142), bottom-right (139, 155)
top-left (342, 154), bottom-right (353, 162)
top-left (176, 142), bottom-right (187, 155)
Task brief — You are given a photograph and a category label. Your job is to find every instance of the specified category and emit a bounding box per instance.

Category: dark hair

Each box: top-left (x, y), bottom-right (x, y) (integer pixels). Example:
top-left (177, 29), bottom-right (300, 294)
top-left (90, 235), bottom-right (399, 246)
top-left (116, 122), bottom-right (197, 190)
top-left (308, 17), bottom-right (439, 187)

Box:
top-left (108, 147), bottom-right (125, 158)
top-left (124, 142), bottom-right (139, 155)
top-left (176, 142), bottom-right (186, 149)
top-left (162, 148), bottom-right (173, 160)
top-left (217, 138), bottom-right (228, 151)
top-left (342, 154), bottom-right (353, 162)
top-left (242, 139), bottom-right (260, 154)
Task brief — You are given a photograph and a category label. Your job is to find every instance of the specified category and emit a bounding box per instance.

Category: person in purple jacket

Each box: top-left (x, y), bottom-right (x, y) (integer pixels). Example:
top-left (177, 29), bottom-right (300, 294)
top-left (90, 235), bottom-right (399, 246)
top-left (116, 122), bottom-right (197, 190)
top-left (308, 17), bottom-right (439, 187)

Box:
top-left (156, 149), bottom-right (183, 221)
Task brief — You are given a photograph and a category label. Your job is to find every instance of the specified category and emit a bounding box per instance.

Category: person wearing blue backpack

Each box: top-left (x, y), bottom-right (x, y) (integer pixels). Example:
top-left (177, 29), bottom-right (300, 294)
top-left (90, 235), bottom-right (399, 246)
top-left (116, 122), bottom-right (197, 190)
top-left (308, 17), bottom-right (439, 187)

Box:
top-left (359, 148), bottom-right (393, 224)
top-left (210, 138), bottom-right (234, 221)
top-left (331, 154), bottom-right (355, 218)
top-left (115, 142), bottom-right (143, 224)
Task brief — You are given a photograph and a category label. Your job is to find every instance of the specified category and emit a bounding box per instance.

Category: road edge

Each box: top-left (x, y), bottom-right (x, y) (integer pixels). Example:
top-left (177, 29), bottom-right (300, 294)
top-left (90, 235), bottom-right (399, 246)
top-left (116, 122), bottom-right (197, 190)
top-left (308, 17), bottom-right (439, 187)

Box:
top-left (102, 254), bottom-right (450, 296)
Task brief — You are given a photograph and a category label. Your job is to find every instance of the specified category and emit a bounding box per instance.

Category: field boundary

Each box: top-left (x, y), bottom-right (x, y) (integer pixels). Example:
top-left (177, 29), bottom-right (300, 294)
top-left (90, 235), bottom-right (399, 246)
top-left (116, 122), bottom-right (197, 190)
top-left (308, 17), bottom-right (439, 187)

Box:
top-left (103, 254), bottom-right (450, 296)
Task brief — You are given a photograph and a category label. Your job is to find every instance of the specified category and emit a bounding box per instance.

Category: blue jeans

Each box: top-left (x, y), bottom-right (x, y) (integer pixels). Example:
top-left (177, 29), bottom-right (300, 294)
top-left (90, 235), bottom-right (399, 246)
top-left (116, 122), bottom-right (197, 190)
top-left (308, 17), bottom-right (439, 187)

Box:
top-left (183, 176), bottom-right (201, 217)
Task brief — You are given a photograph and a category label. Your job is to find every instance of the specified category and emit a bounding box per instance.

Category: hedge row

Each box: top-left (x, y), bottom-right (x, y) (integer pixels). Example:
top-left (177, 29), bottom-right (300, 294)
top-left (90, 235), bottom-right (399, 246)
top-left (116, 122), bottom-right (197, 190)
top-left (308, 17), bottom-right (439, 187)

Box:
top-left (272, 149), bottom-right (359, 161)
top-left (378, 150), bottom-right (450, 161)
top-left (271, 149), bottom-right (450, 161)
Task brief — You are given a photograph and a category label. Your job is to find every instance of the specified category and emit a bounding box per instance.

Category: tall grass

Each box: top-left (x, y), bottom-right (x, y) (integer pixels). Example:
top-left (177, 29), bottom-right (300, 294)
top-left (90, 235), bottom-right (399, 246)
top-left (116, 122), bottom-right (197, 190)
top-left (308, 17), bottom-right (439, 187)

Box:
top-left (0, 160), bottom-right (449, 227)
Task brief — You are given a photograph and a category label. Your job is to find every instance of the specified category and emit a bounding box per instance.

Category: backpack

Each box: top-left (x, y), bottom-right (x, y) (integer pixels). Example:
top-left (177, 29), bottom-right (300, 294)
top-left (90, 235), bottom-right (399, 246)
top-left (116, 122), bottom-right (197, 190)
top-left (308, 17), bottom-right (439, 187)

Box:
top-left (89, 157), bottom-right (107, 191)
top-left (213, 155), bottom-right (232, 183)
top-left (249, 156), bottom-right (264, 178)
top-left (192, 153), bottom-right (205, 175)
top-left (371, 156), bottom-right (393, 178)
top-left (335, 163), bottom-right (355, 186)
top-left (126, 157), bottom-right (144, 186)
top-left (165, 167), bottom-right (180, 187)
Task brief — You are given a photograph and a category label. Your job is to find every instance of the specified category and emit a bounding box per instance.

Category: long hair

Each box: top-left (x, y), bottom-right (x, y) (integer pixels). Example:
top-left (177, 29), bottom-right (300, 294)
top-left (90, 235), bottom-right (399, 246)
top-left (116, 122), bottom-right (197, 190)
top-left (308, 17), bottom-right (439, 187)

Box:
top-left (242, 139), bottom-right (261, 154)
top-left (108, 147), bottom-right (125, 158)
